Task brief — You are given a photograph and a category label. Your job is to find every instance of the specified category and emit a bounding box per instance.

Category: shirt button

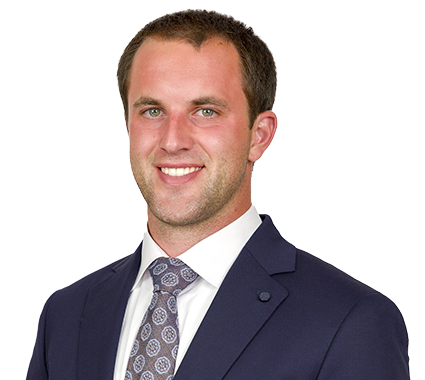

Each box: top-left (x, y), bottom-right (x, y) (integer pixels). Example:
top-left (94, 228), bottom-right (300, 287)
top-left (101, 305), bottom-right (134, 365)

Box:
top-left (258, 292), bottom-right (271, 302)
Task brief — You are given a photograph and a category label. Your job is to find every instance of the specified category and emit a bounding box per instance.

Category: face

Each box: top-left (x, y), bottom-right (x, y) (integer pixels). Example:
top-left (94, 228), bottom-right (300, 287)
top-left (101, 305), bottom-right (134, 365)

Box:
top-left (127, 38), bottom-right (255, 229)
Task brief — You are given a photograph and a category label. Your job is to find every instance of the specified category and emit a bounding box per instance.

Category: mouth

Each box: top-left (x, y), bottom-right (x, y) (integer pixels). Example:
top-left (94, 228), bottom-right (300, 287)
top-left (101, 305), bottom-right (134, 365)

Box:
top-left (160, 167), bottom-right (203, 177)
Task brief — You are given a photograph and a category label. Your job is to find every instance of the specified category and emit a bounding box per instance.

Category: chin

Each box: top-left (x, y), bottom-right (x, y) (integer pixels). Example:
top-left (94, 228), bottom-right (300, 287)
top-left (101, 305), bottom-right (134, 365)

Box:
top-left (149, 200), bottom-right (220, 229)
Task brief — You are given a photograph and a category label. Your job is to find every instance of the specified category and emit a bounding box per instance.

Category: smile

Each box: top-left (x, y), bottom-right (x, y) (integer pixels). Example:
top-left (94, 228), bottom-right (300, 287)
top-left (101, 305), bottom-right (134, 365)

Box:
top-left (160, 167), bottom-right (203, 177)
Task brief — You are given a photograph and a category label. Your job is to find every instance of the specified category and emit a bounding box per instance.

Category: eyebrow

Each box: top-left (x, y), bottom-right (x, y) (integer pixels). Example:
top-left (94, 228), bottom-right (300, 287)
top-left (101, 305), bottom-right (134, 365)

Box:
top-left (191, 97), bottom-right (228, 108)
top-left (132, 97), bottom-right (161, 109)
top-left (132, 96), bottom-right (229, 110)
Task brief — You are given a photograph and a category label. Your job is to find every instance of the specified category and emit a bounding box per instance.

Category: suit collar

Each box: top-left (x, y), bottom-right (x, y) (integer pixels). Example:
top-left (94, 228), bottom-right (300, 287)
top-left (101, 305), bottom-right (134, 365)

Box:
top-left (247, 214), bottom-right (296, 275)
top-left (77, 243), bottom-right (142, 380)
top-left (175, 215), bottom-right (295, 379)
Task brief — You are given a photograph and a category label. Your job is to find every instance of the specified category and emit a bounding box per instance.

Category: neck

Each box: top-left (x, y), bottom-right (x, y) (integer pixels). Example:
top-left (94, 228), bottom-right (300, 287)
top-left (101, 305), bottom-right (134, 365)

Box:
top-left (147, 203), bottom-right (251, 257)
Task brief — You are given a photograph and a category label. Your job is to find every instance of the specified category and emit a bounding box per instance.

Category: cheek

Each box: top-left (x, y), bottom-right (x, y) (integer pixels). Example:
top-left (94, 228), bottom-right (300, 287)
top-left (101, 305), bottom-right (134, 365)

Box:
top-left (221, 128), bottom-right (251, 156)
top-left (206, 137), bottom-right (251, 171)
top-left (129, 126), bottom-right (158, 160)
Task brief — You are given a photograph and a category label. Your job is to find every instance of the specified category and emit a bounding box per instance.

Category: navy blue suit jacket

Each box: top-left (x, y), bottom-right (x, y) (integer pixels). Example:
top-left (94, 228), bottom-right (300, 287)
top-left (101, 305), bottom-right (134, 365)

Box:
top-left (27, 216), bottom-right (409, 379)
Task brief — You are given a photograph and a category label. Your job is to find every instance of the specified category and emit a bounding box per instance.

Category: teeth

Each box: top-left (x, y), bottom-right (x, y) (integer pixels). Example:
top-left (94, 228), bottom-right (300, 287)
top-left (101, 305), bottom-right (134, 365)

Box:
top-left (160, 167), bottom-right (202, 177)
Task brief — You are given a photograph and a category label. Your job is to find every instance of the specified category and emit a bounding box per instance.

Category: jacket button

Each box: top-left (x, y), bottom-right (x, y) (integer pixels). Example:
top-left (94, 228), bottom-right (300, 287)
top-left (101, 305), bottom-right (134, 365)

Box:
top-left (258, 292), bottom-right (271, 302)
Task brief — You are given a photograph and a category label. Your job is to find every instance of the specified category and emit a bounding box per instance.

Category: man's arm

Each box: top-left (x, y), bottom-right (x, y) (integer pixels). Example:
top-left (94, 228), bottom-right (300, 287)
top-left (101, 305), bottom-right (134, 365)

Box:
top-left (27, 296), bottom-right (52, 380)
top-left (317, 292), bottom-right (409, 379)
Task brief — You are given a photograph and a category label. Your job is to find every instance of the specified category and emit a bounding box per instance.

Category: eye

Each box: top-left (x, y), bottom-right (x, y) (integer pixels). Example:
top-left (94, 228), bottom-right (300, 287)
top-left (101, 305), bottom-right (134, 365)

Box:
top-left (198, 108), bottom-right (216, 117)
top-left (144, 108), bottom-right (162, 118)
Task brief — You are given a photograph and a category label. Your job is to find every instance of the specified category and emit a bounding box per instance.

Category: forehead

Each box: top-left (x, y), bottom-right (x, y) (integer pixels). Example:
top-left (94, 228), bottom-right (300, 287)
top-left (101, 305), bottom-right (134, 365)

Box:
top-left (128, 37), bottom-right (244, 99)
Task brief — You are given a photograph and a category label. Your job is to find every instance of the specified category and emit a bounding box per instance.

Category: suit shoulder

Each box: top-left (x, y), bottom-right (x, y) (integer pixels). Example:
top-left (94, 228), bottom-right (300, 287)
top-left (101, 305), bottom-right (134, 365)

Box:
top-left (45, 254), bottom-right (134, 309)
top-left (281, 248), bottom-right (398, 317)
top-left (294, 248), bottom-right (377, 298)
top-left (276, 247), bottom-right (407, 327)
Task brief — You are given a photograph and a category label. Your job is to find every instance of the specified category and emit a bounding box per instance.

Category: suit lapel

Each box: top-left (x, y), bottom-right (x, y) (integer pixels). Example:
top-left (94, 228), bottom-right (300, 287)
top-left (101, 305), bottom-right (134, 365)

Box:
top-left (175, 216), bottom-right (296, 380)
top-left (76, 245), bottom-right (142, 380)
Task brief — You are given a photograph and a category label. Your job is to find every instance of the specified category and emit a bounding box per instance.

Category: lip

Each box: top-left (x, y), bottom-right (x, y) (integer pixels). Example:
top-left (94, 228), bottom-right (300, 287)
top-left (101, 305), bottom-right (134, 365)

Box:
top-left (156, 165), bottom-right (204, 184)
top-left (156, 162), bottom-right (204, 169)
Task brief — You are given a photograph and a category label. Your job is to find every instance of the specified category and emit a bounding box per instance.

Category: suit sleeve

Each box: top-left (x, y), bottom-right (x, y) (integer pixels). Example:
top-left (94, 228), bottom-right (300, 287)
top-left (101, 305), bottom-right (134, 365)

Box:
top-left (26, 296), bottom-right (52, 380)
top-left (317, 292), bottom-right (410, 380)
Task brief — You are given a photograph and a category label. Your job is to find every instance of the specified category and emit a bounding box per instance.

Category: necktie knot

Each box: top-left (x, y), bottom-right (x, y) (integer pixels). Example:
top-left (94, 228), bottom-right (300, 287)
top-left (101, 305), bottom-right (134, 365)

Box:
top-left (149, 257), bottom-right (198, 294)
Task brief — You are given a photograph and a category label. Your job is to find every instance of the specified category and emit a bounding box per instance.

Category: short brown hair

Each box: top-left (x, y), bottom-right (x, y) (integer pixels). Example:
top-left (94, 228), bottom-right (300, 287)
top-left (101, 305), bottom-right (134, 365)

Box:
top-left (117, 9), bottom-right (277, 128)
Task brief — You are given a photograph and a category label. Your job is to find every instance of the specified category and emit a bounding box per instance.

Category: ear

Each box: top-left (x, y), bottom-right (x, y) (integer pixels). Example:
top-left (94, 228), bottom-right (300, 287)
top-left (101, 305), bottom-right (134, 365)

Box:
top-left (248, 111), bottom-right (277, 163)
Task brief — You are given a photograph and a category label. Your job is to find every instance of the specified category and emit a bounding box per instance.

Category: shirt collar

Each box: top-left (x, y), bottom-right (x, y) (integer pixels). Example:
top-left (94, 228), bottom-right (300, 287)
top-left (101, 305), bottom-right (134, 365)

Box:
top-left (131, 205), bottom-right (262, 291)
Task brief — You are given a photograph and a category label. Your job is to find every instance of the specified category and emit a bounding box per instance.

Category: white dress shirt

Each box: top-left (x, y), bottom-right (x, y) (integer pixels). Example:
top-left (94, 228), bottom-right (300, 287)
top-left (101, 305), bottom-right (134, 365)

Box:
top-left (113, 206), bottom-right (262, 380)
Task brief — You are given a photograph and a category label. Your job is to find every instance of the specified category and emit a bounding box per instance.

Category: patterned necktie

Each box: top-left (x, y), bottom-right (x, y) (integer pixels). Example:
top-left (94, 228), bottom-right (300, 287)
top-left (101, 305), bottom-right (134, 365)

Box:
top-left (125, 257), bottom-right (198, 380)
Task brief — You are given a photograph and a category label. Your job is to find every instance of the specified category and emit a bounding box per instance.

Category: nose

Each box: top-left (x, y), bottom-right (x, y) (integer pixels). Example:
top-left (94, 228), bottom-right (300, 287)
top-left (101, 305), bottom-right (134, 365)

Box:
top-left (158, 113), bottom-right (194, 154)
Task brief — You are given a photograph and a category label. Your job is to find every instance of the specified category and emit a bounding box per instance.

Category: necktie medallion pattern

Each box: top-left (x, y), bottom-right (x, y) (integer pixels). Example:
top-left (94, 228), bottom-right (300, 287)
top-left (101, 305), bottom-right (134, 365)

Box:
top-left (125, 257), bottom-right (198, 380)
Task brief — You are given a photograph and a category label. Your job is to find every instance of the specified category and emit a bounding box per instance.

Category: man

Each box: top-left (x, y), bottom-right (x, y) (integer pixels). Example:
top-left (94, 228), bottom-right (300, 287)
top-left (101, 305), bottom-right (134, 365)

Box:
top-left (27, 10), bottom-right (409, 379)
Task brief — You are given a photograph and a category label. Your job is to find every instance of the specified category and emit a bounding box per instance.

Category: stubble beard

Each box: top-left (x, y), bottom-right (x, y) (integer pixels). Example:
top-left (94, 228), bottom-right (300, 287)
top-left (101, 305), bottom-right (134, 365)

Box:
top-left (131, 156), bottom-right (250, 231)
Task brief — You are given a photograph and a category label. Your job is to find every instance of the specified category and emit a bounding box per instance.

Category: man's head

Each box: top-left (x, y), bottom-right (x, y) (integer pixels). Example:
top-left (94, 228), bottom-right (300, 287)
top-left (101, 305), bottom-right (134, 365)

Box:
top-left (120, 10), bottom-right (277, 251)
top-left (117, 9), bottom-right (277, 128)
